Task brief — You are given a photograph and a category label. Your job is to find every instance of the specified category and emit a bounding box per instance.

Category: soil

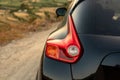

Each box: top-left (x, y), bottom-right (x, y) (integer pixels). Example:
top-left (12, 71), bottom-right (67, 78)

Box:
top-left (0, 23), bottom-right (58, 80)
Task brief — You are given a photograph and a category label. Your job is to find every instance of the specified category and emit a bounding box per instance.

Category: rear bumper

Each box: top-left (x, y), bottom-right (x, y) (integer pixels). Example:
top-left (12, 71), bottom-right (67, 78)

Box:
top-left (37, 53), bottom-right (72, 80)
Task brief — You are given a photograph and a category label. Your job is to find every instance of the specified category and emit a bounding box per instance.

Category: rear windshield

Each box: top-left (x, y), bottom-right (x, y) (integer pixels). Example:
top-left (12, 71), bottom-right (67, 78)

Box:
top-left (72, 0), bottom-right (120, 35)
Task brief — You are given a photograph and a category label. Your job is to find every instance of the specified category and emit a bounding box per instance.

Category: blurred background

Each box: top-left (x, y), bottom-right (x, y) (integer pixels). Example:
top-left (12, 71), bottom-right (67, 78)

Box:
top-left (0, 1), bottom-right (71, 80)
top-left (0, 0), bottom-right (71, 46)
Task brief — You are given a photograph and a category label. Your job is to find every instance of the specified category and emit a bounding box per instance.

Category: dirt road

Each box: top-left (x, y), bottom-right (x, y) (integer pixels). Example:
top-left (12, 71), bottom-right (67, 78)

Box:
top-left (0, 24), bottom-right (57, 80)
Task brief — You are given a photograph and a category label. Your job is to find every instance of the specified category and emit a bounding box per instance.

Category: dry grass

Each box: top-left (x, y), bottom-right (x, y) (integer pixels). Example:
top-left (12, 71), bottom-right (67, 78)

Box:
top-left (0, 22), bottom-right (51, 46)
top-left (0, 11), bottom-right (56, 46)
top-left (0, 0), bottom-right (69, 46)
top-left (0, 30), bottom-right (24, 45)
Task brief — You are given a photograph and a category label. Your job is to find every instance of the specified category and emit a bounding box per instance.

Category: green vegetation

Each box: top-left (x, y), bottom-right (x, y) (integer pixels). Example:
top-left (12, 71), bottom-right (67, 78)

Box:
top-left (0, 0), bottom-right (69, 8)
top-left (39, 0), bottom-right (68, 7)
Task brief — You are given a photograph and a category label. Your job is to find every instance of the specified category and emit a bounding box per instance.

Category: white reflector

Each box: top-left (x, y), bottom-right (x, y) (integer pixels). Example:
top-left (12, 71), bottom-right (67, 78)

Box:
top-left (67, 45), bottom-right (79, 57)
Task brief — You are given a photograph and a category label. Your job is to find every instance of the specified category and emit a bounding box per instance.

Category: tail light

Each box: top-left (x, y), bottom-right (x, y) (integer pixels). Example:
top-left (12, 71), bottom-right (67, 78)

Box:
top-left (45, 15), bottom-right (83, 63)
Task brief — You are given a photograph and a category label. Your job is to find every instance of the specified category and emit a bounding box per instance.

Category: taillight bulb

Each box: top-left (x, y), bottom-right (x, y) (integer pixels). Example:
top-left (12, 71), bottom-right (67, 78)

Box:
top-left (67, 45), bottom-right (79, 57)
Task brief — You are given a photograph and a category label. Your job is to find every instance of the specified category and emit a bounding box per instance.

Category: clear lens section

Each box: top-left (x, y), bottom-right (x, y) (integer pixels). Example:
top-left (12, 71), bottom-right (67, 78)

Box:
top-left (67, 45), bottom-right (79, 57)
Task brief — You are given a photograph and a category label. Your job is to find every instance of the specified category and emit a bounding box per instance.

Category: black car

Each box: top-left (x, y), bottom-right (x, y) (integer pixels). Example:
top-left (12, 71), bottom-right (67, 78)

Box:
top-left (36, 0), bottom-right (120, 80)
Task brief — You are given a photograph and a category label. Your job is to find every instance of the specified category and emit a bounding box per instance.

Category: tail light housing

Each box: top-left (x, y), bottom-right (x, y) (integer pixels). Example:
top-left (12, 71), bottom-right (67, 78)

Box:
top-left (45, 15), bottom-right (83, 63)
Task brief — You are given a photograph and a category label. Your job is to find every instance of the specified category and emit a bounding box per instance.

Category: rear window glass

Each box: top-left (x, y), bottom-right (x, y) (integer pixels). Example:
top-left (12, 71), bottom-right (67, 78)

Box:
top-left (72, 0), bottom-right (120, 35)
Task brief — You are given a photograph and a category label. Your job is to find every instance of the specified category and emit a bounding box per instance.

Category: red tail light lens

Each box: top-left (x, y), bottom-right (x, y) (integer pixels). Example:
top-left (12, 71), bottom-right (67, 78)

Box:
top-left (45, 16), bottom-right (83, 63)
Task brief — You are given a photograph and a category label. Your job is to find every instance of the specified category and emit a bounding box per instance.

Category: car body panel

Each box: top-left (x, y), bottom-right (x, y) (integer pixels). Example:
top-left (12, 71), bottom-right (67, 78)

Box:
top-left (71, 34), bottom-right (120, 79)
top-left (101, 52), bottom-right (120, 66)
top-left (42, 53), bottom-right (72, 80)
top-left (96, 53), bottom-right (120, 80)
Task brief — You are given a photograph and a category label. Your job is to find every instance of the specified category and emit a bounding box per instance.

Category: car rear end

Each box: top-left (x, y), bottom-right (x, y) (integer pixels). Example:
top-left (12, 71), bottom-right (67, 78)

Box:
top-left (37, 0), bottom-right (120, 80)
